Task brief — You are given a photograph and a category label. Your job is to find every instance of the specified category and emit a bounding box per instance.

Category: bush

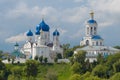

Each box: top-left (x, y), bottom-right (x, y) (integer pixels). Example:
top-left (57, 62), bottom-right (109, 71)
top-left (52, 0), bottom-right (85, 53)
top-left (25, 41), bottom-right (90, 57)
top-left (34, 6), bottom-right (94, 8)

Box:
top-left (71, 62), bottom-right (82, 74)
top-left (110, 72), bottom-right (120, 80)
top-left (44, 70), bottom-right (58, 80)
top-left (70, 74), bottom-right (81, 80)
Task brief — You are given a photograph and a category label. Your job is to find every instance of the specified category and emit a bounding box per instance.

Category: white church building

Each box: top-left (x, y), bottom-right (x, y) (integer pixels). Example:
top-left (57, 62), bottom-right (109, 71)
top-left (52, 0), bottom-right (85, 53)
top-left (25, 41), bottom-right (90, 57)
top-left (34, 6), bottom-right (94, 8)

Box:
top-left (20, 19), bottom-right (63, 63)
top-left (74, 11), bottom-right (120, 62)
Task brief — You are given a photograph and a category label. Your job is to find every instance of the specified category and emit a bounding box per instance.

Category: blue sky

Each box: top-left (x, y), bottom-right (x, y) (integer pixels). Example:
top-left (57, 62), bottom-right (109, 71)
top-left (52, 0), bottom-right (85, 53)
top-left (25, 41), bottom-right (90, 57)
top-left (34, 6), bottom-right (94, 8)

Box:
top-left (0, 0), bottom-right (120, 52)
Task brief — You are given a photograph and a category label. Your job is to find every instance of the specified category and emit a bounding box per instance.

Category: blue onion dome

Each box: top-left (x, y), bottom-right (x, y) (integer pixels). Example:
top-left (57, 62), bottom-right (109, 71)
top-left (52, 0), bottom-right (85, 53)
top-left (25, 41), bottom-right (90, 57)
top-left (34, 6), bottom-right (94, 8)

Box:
top-left (26, 29), bottom-right (33, 36)
top-left (92, 35), bottom-right (102, 40)
top-left (35, 30), bottom-right (40, 35)
top-left (53, 29), bottom-right (60, 36)
top-left (86, 11), bottom-right (97, 24)
top-left (36, 25), bottom-right (41, 31)
top-left (87, 19), bottom-right (97, 24)
top-left (39, 19), bottom-right (50, 31)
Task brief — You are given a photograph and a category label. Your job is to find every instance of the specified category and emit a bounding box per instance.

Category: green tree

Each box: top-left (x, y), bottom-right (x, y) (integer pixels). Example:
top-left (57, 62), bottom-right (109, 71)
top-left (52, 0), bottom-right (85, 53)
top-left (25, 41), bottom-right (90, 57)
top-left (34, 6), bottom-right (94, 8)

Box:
top-left (74, 50), bottom-right (86, 64)
top-left (110, 72), bottom-right (120, 80)
top-left (11, 57), bottom-right (15, 64)
top-left (0, 59), bottom-right (8, 80)
top-left (80, 72), bottom-right (91, 80)
top-left (39, 56), bottom-right (43, 63)
top-left (24, 60), bottom-right (39, 80)
top-left (62, 43), bottom-right (70, 51)
top-left (92, 64), bottom-right (108, 78)
top-left (64, 49), bottom-right (73, 58)
top-left (113, 59), bottom-right (120, 73)
top-left (106, 52), bottom-right (120, 70)
top-left (8, 57), bottom-right (11, 63)
top-left (34, 55), bottom-right (38, 61)
top-left (97, 54), bottom-right (105, 64)
top-left (114, 46), bottom-right (120, 49)
top-left (56, 53), bottom-right (62, 59)
top-left (54, 57), bottom-right (58, 63)
top-left (85, 75), bottom-right (101, 80)
top-left (44, 57), bottom-right (48, 63)
top-left (0, 50), bottom-right (3, 59)
top-left (62, 43), bottom-right (70, 58)
top-left (71, 62), bottom-right (82, 74)
top-left (70, 74), bottom-right (81, 80)
top-left (9, 66), bottom-right (22, 80)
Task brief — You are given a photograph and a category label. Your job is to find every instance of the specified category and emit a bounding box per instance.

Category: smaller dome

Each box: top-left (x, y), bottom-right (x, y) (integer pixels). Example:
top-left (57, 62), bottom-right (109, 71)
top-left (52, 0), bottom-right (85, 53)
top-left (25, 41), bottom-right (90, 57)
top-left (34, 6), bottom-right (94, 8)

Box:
top-left (26, 30), bottom-right (33, 36)
top-left (36, 25), bottom-right (41, 31)
top-left (92, 35), bottom-right (102, 40)
top-left (53, 29), bottom-right (60, 36)
top-left (14, 42), bottom-right (19, 46)
top-left (35, 30), bottom-right (40, 35)
top-left (87, 19), bottom-right (97, 24)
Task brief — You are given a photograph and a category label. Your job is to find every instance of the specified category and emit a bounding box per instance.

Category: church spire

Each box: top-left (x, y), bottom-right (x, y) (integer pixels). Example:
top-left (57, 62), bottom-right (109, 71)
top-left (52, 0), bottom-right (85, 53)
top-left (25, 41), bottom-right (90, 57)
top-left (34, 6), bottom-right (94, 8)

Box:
top-left (90, 10), bottom-right (94, 19)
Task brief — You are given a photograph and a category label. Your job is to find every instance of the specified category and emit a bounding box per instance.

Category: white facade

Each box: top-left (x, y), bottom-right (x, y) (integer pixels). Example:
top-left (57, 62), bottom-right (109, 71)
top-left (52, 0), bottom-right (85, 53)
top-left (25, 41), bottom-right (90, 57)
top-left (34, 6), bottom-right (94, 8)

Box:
top-left (21, 19), bottom-right (63, 63)
top-left (80, 11), bottom-right (104, 46)
top-left (75, 11), bottom-right (120, 62)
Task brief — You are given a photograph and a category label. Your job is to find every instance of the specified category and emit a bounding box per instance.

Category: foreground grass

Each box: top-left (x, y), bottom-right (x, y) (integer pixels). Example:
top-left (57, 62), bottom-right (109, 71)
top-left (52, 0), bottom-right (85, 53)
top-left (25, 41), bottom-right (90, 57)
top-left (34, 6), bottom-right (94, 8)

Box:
top-left (5, 63), bottom-right (72, 80)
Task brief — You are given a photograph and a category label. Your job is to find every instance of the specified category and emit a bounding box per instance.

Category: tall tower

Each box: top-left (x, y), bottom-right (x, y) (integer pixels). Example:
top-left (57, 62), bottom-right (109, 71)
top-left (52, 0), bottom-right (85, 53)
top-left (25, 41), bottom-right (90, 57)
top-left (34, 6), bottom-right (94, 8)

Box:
top-left (53, 29), bottom-right (60, 50)
top-left (36, 19), bottom-right (50, 45)
top-left (80, 11), bottom-right (104, 46)
top-left (85, 11), bottom-right (97, 36)
top-left (35, 25), bottom-right (40, 42)
top-left (38, 29), bottom-right (45, 45)
top-left (14, 42), bottom-right (19, 50)
top-left (26, 29), bottom-right (33, 42)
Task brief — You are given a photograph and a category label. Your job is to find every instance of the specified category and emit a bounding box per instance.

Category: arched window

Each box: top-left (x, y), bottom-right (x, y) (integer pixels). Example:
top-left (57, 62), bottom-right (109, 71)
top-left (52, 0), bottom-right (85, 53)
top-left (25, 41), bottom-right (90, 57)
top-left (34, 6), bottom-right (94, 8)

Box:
top-left (86, 40), bottom-right (89, 46)
top-left (96, 41), bottom-right (98, 46)
top-left (100, 42), bottom-right (102, 46)
top-left (91, 27), bottom-right (93, 35)
top-left (87, 27), bottom-right (89, 35)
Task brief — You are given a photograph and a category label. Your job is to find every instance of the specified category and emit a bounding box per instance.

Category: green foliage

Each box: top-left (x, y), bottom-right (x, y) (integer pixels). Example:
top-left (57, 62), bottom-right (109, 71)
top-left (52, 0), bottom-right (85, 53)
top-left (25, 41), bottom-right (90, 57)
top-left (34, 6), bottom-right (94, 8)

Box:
top-left (114, 46), bottom-right (120, 49)
top-left (56, 53), bottom-right (62, 59)
top-left (113, 59), bottom-right (120, 73)
top-left (8, 58), bottom-right (11, 63)
top-left (92, 64), bottom-right (108, 78)
top-left (24, 60), bottom-right (39, 79)
top-left (54, 57), bottom-right (58, 63)
top-left (62, 43), bottom-right (70, 51)
top-left (80, 72), bottom-right (91, 80)
top-left (85, 75), bottom-right (101, 80)
top-left (71, 62), bottom-right (82, 74)
top-left (72, 45), bottom-right (84, 51)
top-left (106, 52), bottom-right (120, 70)
top-left (62, 43), bottom-right (70, 58)
top-left (44, 57), bottom-right (48, 63)
top-left (39, 56), bottom-right (43, 63)
top-left (110, 72), bottom-right (120, 80)
top-left (64, 49), bottom-right (73, 58)
top-left (70, 74), bottom-right (81, 80)
top-left (0, 59), bottom-right (10, 80)
top-left (9, 66), bottom-right (22, 80)
top-left (44, 70), bottom-right (58, 80)
top-left (97, 54), bottom-right (105, 64)
top-left (74, 50), bottom-right (86, 64)
top-left (35, 55), bottom-right (38, 61)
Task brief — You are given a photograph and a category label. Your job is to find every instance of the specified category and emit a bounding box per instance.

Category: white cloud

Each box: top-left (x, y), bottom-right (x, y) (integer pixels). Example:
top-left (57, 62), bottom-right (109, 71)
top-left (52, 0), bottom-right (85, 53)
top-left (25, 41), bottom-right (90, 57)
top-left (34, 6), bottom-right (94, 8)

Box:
top-left (61, 7), bottom-right (88, 23)
top-left (5, 2), bottom-right (58, 22)
top-left (5, 33), bottom-right (27, 43)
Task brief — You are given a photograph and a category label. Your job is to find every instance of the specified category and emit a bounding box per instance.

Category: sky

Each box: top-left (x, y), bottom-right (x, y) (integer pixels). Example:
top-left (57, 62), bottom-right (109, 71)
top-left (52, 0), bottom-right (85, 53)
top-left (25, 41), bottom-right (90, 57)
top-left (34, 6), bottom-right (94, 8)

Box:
top-left (0, 0), bottom-right (120, 52)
